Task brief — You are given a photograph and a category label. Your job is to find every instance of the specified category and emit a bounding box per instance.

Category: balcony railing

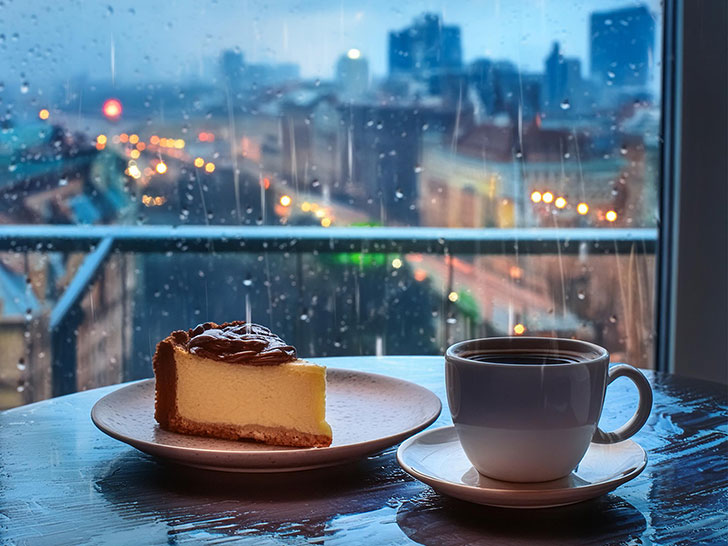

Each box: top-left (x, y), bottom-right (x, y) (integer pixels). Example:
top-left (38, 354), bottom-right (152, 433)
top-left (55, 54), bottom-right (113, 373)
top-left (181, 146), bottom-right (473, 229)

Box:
top-left (0, 225), bottom-right (658, 397)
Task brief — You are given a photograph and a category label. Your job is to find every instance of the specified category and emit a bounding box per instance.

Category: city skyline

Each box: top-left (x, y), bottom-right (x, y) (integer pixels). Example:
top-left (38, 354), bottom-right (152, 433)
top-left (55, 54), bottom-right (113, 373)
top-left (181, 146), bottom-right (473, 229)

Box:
top-left (0, 0), bottom-right (660, 95)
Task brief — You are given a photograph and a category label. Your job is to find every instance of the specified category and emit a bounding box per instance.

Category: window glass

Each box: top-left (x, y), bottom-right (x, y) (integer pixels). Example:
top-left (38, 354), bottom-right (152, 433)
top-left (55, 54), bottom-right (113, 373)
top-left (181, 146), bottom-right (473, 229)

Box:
top-left (0, 1), bottom-right (662, 407)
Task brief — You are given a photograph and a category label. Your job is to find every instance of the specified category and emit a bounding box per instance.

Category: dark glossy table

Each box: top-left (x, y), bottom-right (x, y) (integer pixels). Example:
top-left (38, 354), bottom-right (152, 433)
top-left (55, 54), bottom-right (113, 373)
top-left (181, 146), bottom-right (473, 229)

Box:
top-left (1, 356), bottom-right (726, 545)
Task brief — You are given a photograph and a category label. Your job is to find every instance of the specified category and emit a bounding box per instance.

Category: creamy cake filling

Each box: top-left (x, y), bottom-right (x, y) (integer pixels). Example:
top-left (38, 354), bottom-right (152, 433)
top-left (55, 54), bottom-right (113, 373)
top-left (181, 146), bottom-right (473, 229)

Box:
top-left (174, 347), bottom-right (328, 434)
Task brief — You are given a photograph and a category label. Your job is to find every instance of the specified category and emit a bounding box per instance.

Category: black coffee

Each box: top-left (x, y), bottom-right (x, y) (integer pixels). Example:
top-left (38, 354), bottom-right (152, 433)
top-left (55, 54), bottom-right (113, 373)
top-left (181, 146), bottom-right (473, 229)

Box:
top-left (464, 352), bottom-right (584, 365)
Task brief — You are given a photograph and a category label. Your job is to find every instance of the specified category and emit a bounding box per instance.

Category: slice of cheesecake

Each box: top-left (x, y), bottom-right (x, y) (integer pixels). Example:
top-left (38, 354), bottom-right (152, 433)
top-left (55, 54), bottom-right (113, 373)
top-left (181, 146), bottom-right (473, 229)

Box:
top-left (153, 321), bottom-right (332, 447)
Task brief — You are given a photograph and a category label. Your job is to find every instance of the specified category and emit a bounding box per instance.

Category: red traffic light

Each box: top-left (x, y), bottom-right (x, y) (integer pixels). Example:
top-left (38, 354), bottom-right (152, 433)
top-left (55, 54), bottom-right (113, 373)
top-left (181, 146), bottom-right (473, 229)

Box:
top-left (102, 98), bottom-right (123, 120)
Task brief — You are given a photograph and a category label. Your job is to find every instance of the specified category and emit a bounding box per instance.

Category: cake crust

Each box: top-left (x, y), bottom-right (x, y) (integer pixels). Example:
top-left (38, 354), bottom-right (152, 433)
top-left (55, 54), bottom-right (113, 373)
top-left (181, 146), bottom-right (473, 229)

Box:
top-left (168, 415), bottom-right (332, 448)
top-left (153, 322), bottom-right (332, 448)
top-left (153, 330), bottom-right (188, 430)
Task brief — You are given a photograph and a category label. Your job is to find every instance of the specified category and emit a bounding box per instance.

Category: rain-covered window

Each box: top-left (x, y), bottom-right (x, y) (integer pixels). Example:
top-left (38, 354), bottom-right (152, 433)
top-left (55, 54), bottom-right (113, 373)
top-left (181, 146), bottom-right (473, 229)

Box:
top-left (0, 1), bottom-right (661, 407)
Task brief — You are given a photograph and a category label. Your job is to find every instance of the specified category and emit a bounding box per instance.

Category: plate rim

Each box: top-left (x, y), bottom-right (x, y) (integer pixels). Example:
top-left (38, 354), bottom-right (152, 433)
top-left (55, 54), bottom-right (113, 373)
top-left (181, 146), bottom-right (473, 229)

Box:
top-left (91, 367), bottom-right (442, 467)
top-left (396, 425), bottom-right (647, 504)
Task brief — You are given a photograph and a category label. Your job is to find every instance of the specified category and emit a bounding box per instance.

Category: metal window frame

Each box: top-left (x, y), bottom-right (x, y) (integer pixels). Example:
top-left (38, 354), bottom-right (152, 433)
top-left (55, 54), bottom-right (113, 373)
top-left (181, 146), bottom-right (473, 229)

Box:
top-left (658, 0), bottom-right (728, 383)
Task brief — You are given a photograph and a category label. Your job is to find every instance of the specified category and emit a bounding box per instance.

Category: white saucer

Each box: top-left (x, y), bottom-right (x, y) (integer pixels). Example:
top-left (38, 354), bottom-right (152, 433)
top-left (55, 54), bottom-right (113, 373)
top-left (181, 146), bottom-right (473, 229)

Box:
top-left (92, 368), bottom-right (441, 473)
top-left (396, 426), bottom-right (647, 509)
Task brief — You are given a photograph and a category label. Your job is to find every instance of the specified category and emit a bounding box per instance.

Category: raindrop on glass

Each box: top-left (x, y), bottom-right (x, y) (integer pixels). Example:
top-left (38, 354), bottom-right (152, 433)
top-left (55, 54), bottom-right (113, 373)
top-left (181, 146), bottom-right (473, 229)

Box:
top-left (609, 315), bottom-right (618, 323)
top-left (394, 188), bottom-right (404, 199)
top-left (17, 359), bottom-right (26, 372)
top-left (560, 99), bottom-right (571, 110)
top-left (58, 178), bottom-right (68, 187)
top-left (577, 290), bottom-right (586, 300)
top-left (20, 81), bottom-right (29, 94)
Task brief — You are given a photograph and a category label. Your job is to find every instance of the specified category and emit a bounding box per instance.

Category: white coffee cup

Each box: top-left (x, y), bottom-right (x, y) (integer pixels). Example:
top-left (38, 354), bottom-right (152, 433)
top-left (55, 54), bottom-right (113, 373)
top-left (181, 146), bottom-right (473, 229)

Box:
top-left (445, 337), bottom-right (653, 482)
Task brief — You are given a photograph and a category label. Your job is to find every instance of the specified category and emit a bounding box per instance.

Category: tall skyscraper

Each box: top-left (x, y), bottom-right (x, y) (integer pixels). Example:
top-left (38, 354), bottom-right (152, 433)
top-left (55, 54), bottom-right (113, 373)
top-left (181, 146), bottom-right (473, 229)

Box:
top-left (544, 42), bottom-right (583, 113)
top-left (220, 49), bottom-right (245, 88)
top-left (388, 13), bottom-right (462, 79)
top-left (590, 5), bottom-right (655, 87)
top-left (335, 49), bottom-right (369, 99)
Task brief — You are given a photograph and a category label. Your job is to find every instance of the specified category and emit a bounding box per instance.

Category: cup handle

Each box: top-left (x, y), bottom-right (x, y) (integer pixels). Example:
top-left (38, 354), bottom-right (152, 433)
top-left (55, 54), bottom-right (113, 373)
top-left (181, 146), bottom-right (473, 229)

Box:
top-left (592, 364), bottom-right (653, 444)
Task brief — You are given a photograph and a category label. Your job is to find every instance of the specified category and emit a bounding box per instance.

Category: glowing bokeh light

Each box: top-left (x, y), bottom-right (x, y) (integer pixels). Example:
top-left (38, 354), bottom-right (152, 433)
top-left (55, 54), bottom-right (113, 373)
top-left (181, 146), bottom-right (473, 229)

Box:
top-left (102, 98), bottom-right (123, 120)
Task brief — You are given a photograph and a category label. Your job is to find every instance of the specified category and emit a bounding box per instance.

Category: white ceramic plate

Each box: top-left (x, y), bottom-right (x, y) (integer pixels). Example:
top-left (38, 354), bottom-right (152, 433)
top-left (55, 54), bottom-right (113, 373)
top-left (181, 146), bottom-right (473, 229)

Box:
top-left (92, 368), bottom-right (441, 472)
top-left (397, 426), bottom-right (647, 509)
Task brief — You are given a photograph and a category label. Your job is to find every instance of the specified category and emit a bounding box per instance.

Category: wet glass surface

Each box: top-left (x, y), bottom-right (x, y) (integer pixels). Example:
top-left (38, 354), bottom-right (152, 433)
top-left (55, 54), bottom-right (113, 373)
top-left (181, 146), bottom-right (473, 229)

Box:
top-left (0, 0), bottom-right (663, 408)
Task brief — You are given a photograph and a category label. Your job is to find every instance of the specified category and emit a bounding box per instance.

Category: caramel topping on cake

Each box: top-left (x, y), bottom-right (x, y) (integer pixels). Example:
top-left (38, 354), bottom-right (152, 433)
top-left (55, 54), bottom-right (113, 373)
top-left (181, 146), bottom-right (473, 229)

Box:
top-left (185, 321), bottom-right (296, 364)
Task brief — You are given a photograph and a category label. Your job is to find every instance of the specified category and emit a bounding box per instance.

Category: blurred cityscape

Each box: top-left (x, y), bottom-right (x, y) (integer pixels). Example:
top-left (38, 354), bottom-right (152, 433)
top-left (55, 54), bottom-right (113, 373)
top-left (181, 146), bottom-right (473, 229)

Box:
top-left (0, 5), bottom-right (659, 407)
